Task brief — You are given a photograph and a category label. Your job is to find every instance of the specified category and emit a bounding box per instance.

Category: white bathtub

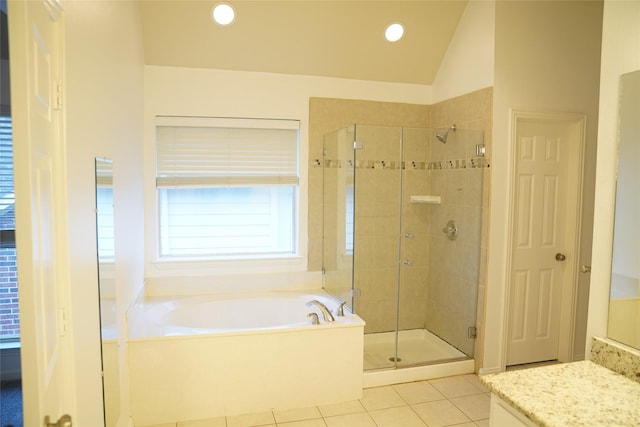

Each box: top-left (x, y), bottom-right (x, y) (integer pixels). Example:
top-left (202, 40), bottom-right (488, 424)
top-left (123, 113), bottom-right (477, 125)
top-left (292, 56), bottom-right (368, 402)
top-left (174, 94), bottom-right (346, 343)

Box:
top-left (128, 289), bottom-right (365, 426)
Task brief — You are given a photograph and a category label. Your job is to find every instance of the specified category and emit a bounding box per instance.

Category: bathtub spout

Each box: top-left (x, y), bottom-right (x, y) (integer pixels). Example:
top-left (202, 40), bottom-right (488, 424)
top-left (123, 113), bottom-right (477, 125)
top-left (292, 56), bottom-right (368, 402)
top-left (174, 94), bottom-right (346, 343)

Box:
top-left (306, 300), bottom-right (335, 322)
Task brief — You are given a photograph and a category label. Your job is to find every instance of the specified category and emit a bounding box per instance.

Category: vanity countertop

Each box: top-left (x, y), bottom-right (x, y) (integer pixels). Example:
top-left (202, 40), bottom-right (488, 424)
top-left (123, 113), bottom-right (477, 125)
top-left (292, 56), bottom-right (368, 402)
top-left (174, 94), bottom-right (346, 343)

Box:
top-left (481, 360), bottom-right (640, 426)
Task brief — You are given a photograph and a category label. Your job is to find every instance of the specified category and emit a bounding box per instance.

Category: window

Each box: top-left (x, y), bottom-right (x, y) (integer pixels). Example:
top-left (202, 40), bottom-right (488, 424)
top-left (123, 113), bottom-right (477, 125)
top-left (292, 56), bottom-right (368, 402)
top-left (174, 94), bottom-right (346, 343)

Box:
top-left (95, 159), bottom-right (114, 261)
top-left (155, 116), bottom-right (299, 259)
top-left (0, 116), bottom-right (18, 340)
top-left (345, 184), bottom-right (354, 254)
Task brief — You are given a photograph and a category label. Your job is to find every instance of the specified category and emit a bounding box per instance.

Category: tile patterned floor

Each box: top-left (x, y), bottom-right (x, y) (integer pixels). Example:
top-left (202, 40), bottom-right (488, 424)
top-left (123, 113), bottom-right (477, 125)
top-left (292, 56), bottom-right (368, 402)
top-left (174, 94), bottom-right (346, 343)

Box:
top-left (146, 374), bottom-right (491, 427)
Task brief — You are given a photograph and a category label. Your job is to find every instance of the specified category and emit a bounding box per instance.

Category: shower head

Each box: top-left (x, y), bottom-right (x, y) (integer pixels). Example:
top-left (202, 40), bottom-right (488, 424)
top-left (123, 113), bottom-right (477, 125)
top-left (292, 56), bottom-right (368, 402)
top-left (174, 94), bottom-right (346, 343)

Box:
top-left (436, 124), bottom-right (457, 143)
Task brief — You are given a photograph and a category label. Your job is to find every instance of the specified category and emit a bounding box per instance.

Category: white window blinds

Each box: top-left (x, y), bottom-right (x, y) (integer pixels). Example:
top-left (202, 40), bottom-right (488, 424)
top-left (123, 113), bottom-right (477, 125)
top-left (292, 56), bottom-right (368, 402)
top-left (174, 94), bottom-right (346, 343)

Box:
top-left (156, 116), bottom-right (299, 187)
top-left (154, 116), bottom-right (299, 258)
top-left (0, 116), bottom-right (15, 233)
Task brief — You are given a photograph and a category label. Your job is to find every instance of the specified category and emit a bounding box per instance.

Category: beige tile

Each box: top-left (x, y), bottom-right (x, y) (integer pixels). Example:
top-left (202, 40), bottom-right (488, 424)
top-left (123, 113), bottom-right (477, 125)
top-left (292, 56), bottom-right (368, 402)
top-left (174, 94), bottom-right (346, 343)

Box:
top-left (474, 419), bottom-right (491, 427)
top-left (411, 400), bottom-right (472, 427)
top-left (273, 406), bottom-right (322, 423)
top-left (368, 406), bottom-right (428, 427)
top-left (226, 411), bottom-right (275, 427)
top-left (178, 417), bottom-right (226, 427)
top-left (278, 419), bottom-right (327, 427)
top-left (429, 375), bottom-right (485, 398)
top-left (142, 424), bottom-right (176, 427)
top-left (317, 400), bottom-right (366, 417)
top-left (392, 380), bottom-right (446, 404)
top-left (324, 412), bottom-right (377, 427)
top-left (360, 386), bottom-right (406, 411)
top-left (450, 393), bottom-right (491, 421)
top-left (461, 374), bottom-right (490, 393)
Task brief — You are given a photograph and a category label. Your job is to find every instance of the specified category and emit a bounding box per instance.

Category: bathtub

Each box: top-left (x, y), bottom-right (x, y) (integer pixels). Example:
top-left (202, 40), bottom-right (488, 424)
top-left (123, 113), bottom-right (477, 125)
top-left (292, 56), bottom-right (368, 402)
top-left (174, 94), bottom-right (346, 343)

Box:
top-left (128, 289), bottom-right (365, 426)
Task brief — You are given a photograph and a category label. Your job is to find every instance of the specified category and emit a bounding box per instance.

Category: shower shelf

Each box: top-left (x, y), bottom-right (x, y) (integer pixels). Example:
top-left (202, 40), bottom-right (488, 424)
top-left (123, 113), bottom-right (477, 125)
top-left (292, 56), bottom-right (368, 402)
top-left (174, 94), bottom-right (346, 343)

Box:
top-left (410, 195), bottom-right (441, 204)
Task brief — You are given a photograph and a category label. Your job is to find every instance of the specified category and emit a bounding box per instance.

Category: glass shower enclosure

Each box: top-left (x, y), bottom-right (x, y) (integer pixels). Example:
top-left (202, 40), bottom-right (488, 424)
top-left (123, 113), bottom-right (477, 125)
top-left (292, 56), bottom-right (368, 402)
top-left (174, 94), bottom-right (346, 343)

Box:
top-left (323, 124), bottom-right (486, 370)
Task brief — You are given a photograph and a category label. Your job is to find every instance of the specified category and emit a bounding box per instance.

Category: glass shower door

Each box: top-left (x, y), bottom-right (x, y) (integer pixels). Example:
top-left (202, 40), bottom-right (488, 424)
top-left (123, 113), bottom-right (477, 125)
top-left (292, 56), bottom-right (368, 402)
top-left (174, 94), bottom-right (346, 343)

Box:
top-left (322, 124), bottom-right (486, 371)
top-left (322, 126), bottom-right (356, 312)
top-left (352, 124), bottom-right (404, 371)
top-left (423, 127), bottom-right (485, 360)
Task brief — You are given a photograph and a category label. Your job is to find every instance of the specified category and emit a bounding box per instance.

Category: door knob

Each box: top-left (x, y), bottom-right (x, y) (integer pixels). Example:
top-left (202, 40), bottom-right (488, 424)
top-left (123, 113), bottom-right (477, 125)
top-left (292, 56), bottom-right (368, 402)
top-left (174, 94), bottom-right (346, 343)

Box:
top-left (45, 414), bottom-right (72, 427)
top-left (555, 253), bottom-right (567, 261)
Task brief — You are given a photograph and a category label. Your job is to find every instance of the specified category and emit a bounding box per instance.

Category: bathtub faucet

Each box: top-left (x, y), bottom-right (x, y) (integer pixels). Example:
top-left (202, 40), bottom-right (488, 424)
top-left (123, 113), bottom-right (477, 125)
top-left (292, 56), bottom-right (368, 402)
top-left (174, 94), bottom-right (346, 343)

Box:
top-left (305, 300), bottom-right (335, 322)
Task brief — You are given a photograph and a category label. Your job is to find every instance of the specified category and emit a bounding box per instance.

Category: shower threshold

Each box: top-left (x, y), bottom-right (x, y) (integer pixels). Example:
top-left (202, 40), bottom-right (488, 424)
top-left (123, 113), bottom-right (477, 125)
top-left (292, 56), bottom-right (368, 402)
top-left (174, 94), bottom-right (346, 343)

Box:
top-left (364, 328), bottom-right (466, 371)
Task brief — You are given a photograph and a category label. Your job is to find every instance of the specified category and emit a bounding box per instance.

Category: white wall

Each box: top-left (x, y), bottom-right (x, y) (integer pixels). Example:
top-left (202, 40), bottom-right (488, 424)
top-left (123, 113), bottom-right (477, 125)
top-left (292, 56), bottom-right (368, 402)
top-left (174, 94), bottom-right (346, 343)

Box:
top-left (482, 0), bottom-right (603, 372)
top-left (143, 66), bottom-right (432, 291)
top-left (431, 0), bottom-right (495, 103)
top-left (586, 0), bottom-right (640, 356)
top-left (65, 0), bottom-right (145, 424)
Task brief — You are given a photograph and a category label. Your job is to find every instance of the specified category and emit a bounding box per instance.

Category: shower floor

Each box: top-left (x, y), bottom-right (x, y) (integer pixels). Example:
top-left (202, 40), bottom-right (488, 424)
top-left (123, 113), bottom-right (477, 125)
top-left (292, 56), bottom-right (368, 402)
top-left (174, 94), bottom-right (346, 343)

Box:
top-left (364, 328), bottom-right (466, 370)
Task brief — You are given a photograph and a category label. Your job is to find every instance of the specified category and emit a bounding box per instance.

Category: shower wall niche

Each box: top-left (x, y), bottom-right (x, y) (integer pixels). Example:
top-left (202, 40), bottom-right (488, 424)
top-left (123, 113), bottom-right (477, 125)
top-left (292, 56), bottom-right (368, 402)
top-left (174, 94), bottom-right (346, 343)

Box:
top-left (323, 123), bottom-right (487, 370)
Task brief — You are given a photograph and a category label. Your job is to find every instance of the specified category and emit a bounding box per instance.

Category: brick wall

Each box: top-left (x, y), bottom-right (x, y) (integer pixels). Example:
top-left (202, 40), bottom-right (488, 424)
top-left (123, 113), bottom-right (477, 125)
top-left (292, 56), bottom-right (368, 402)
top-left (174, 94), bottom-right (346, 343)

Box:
top-left (0, 248), bottom-right (19, 338)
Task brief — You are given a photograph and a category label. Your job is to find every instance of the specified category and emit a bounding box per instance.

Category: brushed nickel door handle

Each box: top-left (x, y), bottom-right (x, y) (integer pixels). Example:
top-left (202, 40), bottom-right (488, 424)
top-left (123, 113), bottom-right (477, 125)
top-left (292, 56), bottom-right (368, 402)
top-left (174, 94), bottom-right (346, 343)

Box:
top-left (45, 414), bottom-right (72, 427)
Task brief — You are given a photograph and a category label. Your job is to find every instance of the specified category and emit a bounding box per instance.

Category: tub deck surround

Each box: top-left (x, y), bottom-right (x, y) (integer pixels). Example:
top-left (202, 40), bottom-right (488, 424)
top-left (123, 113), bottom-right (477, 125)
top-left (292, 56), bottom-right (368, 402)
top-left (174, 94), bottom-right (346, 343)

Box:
top-left (127, 289), bottom-right (365, 426)
top-left (481, 361), bottom-right (640, 426)
top-left (128, 290), bottom-right (350, 339)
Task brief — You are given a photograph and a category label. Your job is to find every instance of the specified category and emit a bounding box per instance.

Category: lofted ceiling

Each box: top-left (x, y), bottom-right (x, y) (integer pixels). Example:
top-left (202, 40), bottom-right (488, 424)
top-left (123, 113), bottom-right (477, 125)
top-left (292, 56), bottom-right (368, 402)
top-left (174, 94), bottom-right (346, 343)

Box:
top-left (138, 1), bottom-right (468, 85)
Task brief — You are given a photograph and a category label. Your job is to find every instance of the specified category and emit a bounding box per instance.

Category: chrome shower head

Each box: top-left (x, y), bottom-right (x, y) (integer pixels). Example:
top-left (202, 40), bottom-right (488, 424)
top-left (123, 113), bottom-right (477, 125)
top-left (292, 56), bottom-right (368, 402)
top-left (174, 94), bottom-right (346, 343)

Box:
top-left (436, 124), bottom-right (457, 143)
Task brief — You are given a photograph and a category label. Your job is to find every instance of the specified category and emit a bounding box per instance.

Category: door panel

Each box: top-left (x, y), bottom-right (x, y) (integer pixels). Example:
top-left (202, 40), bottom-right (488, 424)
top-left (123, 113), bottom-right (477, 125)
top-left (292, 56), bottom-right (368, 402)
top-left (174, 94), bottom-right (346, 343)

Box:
top-left (507, 117), bottom-right (581, 366)
top-left (9, 0), bottom-right (73, 424)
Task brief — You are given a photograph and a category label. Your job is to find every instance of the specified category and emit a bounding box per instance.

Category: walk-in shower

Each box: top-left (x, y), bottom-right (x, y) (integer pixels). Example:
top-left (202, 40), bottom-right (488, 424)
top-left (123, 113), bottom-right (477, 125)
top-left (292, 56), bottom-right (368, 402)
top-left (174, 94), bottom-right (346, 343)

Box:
top-left (322, 124), bottom-right (486, 371)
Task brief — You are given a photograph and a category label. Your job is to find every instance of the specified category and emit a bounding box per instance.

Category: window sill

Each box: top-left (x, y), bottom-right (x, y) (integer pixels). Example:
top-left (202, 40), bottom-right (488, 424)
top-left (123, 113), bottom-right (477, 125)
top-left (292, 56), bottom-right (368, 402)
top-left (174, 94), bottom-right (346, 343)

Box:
top-left (0, 339), bottom-right (21, 350)
top-left (153, 253), bottom-right (303, 264)
top-left (147, 254), bottom-right (307, 277)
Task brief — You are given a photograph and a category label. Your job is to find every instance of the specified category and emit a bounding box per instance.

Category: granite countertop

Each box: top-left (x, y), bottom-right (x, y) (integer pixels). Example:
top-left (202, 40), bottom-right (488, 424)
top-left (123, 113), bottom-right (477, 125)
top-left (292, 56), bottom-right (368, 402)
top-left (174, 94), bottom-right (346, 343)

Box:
top-left (481, 360), bottom-right (640, 426)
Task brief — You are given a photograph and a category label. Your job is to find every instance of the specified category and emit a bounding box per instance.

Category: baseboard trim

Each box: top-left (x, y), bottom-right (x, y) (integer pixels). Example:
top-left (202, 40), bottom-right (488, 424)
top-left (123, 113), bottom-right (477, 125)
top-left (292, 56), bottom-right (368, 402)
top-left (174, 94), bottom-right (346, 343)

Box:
top-left (478, 366), bottom-right (502, 376)
top-left (363, 359), bottom-right (475, 388)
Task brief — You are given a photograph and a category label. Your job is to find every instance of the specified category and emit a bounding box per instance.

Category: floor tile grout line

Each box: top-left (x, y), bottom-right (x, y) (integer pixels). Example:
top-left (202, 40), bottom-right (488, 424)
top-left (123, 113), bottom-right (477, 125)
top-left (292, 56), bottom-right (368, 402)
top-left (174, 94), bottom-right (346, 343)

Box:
top-left (388, 381), bottom-right (433, 427)
top-left (167, 375), bottom-right (492, 427)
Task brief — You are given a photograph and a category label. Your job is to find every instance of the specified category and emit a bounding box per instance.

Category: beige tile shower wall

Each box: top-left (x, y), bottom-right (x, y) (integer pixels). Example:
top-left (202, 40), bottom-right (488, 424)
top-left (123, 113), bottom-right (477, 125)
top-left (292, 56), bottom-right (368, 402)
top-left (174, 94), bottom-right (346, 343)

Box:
top-left (428, 87), bottom-right (493, 361)
top-left (308, 90), bottom-right (492, 340)
top-left (308, 98), bottom-right (431, 271)
top-left (352, 124), bottom-right (434, 334)
top-left (353, 126), bottom-right (403, 333)
top-left (399, 127), bottom-right (432, 331)
top-left (309, 99), bottom-right (430, 334)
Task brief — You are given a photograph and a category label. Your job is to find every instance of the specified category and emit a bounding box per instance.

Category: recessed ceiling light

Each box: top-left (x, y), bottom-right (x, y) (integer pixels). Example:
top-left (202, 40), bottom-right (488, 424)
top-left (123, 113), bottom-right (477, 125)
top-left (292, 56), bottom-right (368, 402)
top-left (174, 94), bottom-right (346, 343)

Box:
top-left (385, 23), bottom-right (404, 42)
top-left (212, 3), bottom-right (235, 27)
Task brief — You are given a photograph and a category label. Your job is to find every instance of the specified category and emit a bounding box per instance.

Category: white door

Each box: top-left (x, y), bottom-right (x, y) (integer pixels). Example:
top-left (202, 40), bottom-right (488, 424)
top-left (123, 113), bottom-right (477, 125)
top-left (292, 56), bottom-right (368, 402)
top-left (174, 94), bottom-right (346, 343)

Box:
top-left (9, 0), bottom-right (75, 425)
top-left (506, 112), bottom-right (585, 366)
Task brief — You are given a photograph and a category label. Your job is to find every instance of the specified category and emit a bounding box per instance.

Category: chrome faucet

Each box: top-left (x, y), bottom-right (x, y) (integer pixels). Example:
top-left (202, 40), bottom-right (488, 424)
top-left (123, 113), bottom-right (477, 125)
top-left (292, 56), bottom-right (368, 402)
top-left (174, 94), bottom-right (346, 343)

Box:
top-left (337, 301), bottom-right (346, 317)
top-left (306, 300), bottom-right (335, 322)
top-left (307, 312), bottom-right (320, 325)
